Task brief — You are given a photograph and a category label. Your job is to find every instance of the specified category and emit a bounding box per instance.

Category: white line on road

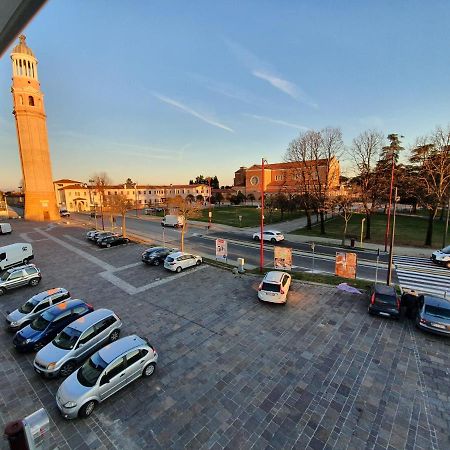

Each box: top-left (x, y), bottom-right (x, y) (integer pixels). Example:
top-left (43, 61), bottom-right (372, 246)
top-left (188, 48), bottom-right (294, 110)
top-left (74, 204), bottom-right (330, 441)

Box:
top-left (63, 234), bottom-right (92, 247)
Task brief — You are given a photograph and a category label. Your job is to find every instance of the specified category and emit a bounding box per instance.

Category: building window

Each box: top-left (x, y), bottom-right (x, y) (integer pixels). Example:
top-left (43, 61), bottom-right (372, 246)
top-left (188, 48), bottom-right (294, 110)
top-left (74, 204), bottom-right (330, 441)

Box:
top-left (28, 96), bottom-right (34, 106)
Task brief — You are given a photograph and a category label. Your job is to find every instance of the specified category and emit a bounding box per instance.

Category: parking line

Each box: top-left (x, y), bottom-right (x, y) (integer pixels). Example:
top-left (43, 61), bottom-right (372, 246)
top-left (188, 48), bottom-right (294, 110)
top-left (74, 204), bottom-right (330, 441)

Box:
top-left (35, 228), bottom-right (115, 271)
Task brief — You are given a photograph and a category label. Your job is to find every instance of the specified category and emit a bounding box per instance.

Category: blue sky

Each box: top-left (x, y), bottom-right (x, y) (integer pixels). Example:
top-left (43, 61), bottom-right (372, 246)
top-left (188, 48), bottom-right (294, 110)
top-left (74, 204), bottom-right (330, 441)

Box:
top-left (1, 0), bottom-right (450, 190)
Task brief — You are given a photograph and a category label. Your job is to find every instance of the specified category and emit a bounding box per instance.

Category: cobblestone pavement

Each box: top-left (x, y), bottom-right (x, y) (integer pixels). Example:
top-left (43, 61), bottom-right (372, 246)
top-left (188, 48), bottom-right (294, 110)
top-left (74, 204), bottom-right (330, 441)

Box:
top-left (1, 221), bottom-right (449, 450)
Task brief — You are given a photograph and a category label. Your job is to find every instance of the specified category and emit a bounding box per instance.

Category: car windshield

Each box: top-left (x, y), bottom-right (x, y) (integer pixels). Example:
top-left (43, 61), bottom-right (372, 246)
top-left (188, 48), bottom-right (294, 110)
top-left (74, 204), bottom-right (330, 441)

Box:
top-left (262, 282), bottom-right (281, 293)
top-left (53, 327), bottom-right (81, 350)
top-left (19, 298), bottom-right (40, 314)
top-left (441, 246), bottom-right (450, 254)
top-left (77, 353), bottom-right (108, 387)
top-left (166, 257), bottom-right (174, 262)
top-left (0, 271), bottom-right (10, 281)
top-left (425, 305), bottom-right (450, 319)
top-left (30, 314), bottom-right (51, 331)
top-left (375, 293), bottom-right (397, 304)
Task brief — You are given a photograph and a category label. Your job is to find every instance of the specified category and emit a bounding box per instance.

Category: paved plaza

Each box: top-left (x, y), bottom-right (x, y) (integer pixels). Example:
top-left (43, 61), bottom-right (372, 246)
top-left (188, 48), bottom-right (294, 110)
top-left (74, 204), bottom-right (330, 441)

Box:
top-left (0, 221), bottom-right (449, 449)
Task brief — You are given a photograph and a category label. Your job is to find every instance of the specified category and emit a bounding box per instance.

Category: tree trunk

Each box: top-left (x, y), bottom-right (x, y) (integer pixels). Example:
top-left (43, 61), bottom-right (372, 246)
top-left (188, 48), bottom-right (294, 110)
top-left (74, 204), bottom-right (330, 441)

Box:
top-left (439, 205), bottom-right (444, 221)
top-left (304, 209), bottom-right (312, 230)
top-left (319, 210), bottom-right (326, 235)
top-left (122, 214), bottom-right (127, 237)
top-left (425, 208), bottom-right (437, 246)
top-left (342, 219), bottom-right (348, 246)
top-left (365, 213), bottom-right (371, 240)
top-left (181, 223), bottom-right (186, 252)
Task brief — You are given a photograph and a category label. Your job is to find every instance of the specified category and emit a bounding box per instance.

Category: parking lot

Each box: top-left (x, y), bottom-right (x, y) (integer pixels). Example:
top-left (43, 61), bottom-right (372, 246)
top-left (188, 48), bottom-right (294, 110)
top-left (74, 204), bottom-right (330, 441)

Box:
top-left (1, 221), bottom-right (450, 450)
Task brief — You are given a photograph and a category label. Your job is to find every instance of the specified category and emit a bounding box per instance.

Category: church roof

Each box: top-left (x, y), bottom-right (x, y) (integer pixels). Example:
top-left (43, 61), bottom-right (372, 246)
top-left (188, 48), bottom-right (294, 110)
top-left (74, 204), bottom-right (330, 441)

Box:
top-left (12, 35), bottom-right (35, 57)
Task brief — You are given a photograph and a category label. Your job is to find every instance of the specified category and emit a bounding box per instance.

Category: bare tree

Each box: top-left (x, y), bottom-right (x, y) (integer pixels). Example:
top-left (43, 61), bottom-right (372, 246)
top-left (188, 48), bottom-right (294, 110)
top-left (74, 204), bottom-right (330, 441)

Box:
top-left (350, 130), bottom-right (384, 239)
top-left (167, 195), bottom-right (202, 252)
top-left (410, 126), bottom-right (450, 245)
top-left (107, 193), bottom-right (132, 237)
top-left (332, 194), bottom-right (355, 246)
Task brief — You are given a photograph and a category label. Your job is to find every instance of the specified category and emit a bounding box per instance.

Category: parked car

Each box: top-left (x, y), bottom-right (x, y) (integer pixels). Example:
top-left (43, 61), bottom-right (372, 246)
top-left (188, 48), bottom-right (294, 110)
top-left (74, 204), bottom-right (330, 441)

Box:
top-left (56, 334), bottom-right (158, 419)
top-left (252, 230), bottom-right (285, 243)
top-left (5, 287), bottom-right (71, 331)
top-left (431, 245), bottom-right (450, 269)
top-left (164, 251), bottom-right (202, 272)
top-left (87, 231), bottom-right (116, 242)
top-left (258, 271), bottom-right (292, 304)
top-left (34, 308), bottom-right (122, 378)
top-left (0, 242), bottom-right (34, 270)
top-left (0, 223), bottom-right (12, 234)
top-left (13, 299), bottom-right (94, 352)
top-left (60, 209), bottom-right (70, 217)
top-left (416, 295), bottom-right (450, 335)
top-left (141, 247), bottom-right (176, 266)
top-left (97, 235), bottom-right (129, 248)
top-left (94, 232), bottom-right (118, 243)
top-left (0, 264), bottom-right (41, 296)
top-left (161, 214), bottom-right (184, 228)
top-left (368, 284), bottom-right (400, 319)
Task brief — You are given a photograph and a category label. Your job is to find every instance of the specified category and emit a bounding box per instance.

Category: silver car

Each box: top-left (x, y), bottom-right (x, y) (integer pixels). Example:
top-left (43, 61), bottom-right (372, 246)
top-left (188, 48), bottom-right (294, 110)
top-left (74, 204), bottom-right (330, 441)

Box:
top-left (6, 288), bottom-right (71, 331)
top-left (0, 264), bottom-right (41, 296)
top-left (34, 308), bottom-right (122, 378)
top-left (56, 335), bottom-right (158, 419)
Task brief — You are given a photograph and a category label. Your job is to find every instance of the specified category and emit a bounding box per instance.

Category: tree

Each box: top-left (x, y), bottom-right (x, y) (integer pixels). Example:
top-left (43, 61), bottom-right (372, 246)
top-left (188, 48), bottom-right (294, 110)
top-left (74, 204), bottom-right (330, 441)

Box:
top-left (213, 192), bottom-right (224, 205)
top-left (107, 193), bottom-right (132, 237)
top-left (332, 194), bottom-right (355, 246)
top-left (186, 194), bottom-right (195, 203)
top-left (410, 127), bottom-right (450, 245)
top-left (90, 172), bottom-right (112, 225)
top-left (247, 193), bottom-right (255, 205)
top-left (350, 130), bottom-right (384, 239)
top-left (167, 195), bottom-right (202, 251)
top-left (125, 178), bottom-right (134, 189)
top-left (273, 193), bottom-right (289, 220)
top-left (196, 194), bottom-right (204, 202)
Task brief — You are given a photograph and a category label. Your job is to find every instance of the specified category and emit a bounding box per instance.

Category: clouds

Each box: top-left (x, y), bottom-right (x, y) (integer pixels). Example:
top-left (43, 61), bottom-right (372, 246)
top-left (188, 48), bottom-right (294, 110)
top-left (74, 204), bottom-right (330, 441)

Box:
top-left (224, 38), bottom-right (317, 108)
top-left (244, 113), bottom-right (308, 130)
top-left (152, 93), bottom-right (234, 133)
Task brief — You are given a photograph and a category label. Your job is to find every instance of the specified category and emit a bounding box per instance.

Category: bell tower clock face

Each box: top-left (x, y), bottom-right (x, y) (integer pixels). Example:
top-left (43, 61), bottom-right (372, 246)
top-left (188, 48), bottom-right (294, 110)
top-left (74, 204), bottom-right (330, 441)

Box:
top-left (250, 176), bottom-right (259, 186)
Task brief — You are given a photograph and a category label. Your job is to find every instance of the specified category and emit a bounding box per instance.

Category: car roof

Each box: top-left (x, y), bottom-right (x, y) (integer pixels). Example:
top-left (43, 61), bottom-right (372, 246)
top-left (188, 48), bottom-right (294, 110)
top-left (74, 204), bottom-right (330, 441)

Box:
top-left (169, 251), bottom-right (192, 258)
top-left (7, 264), bottom-right (37, 273)
top-left (30, 288), bottom-right (68, 302)
top-left (68, 308), bottom-right (115, 331)
top-left (265, 230), bottom-right (282, 233)
top-left (263, 271), bottom-right (289, 283)
top-left (423, 295), bottom-right (450, 308)
top-left (46, 299), bottom-right (86, 316)
top-left (373, 284), bottom-right (396, 296)
top-left (98, 335), bottom-right (147, 364)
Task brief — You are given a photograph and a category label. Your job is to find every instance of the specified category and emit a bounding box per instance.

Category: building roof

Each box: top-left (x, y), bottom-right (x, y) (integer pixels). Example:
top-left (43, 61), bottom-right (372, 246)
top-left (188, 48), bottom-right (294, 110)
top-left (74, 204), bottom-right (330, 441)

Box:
top-left (58, 184), bottom-right (86, 190)
top-left (246, 159), bottom-right (335, 171)
top-left (12, 35), bottom-right (34, 57)
top-left (54, 179), bottom-right (84, 185)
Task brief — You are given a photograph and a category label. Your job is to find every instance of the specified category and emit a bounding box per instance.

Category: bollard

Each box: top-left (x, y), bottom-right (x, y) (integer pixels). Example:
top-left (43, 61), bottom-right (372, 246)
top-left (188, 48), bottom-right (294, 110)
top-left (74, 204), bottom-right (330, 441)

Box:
top-left (237, 257), bottom-right (245, 273)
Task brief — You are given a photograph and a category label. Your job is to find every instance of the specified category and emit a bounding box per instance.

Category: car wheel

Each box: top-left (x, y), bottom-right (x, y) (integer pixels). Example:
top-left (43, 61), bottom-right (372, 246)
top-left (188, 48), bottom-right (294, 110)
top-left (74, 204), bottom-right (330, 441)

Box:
top-left (124, 239), bottom-right (129, 244)
top-left (143, 362), bottom-right (156, 377)
top-left (106, 243), bottom-right (111, 248)
top-left (29, 278), bottom-right (40, 287)
top-left (196, 259), bottom-right (201, 266)
top-left (60, 361), bottom-right (76, 377)
top-left (23, 258), bottom-right (29, 264)
top-left (33, 342), bottom-right (44, 352)
top-left (176, 266), bottom-right (182, 273)
top-left (253, 236), bottom-right (260, 241)
top-left (109, 329), bottom-right (120, 342)
top-left (271, 238), bottom-right (276, 243)
top-left (0, 288), bottom-right (6, 296)
top-left (79, 400), bottom-right (96, 418)
top-left (154, 259), bottom-right (160, 266)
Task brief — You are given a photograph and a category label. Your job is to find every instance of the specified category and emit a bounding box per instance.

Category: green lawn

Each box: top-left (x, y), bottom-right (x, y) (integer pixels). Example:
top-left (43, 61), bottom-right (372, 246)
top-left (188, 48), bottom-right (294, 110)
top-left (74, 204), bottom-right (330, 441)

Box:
top-left (195, 206), bottom-right (304, 228)
top-left (292, 212), bottom-right (447, 248)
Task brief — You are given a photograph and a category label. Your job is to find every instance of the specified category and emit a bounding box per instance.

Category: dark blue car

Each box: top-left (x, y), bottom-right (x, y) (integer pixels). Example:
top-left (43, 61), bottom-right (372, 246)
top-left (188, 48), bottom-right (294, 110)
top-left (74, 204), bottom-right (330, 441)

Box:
top-left (13, 299), bottom-right (94, 352)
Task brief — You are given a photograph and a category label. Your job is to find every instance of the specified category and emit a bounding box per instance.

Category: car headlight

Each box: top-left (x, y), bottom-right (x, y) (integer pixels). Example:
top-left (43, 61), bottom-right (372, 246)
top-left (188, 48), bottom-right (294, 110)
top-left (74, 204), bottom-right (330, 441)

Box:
top-left (25, 338), bottom-right (32, 344)
top-left (63, 401), bottom-right (77, 408)
top-left (47, 362), bottom-right (56, 370)
top-left (9, 321), bottom-right (19, 327)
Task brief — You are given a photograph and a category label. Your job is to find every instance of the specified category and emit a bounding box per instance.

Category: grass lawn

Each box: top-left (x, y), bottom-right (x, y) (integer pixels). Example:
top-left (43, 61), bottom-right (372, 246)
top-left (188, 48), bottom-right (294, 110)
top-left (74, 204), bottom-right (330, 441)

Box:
top-left (195, 206), bottom-right (304, 228)
top-left (292, 212), bottom-right (447, 248)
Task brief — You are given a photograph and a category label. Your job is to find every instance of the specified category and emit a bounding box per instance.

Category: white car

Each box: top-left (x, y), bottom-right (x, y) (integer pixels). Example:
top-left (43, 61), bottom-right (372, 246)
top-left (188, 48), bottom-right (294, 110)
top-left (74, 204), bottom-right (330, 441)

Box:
top-left (431, 246), bottom-right (450, 269)
top-left (258, 271), bottom-right (292, 304)
top-left (252, 230), bottom-right (285, 243)
top-left (164, 251), bottom-right (202, 272)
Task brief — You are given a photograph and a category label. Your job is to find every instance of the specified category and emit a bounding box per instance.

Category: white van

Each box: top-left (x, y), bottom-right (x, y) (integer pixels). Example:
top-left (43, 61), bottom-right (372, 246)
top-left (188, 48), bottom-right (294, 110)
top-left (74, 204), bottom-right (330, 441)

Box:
top-left (0, 223), bottom-right (12, 234)
top-left (0, 243), bottom-right (34, 270)
top-left (161, 215), bottom-right (184, 228)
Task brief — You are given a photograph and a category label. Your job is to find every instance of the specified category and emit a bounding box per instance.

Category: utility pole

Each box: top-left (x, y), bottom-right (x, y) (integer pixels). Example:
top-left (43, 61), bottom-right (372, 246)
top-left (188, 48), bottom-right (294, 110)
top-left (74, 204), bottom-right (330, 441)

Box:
top-left (260, 158), bottom-right (266, 273)
top-left (387, 187), bottom-right (399, 286)
top-left (443, 197), bottom-right (450, 248)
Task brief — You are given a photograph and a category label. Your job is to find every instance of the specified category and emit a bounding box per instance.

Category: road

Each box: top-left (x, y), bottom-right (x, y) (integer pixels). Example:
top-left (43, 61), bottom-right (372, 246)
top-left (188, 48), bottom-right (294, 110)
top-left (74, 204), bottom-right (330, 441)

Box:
top-left (72, 212), bottom-right (390, 282)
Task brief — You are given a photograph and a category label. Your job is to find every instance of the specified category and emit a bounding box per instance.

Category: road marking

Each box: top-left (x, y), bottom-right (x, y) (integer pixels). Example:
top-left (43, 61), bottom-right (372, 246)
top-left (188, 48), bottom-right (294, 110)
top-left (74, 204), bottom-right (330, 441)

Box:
top-left (99, 265), bottom-right (208, 295)
top-left (35, 229), bottom-right (115, 271)
top-left (110, 262), bottom-right (142, 273)
top-left (63, 234), bottom-right (92, 247)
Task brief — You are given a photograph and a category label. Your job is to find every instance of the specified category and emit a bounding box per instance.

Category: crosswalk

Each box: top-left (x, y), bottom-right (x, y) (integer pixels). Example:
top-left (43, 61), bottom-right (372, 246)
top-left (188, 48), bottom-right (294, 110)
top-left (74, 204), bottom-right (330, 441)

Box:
top-left (393, 255), bottom-right (450, 298)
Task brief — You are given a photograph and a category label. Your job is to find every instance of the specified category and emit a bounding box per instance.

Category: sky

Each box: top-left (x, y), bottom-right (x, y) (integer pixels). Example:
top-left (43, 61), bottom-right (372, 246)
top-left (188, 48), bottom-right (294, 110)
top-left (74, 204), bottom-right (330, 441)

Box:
top-left (1, 0), bottom-right (450, 190)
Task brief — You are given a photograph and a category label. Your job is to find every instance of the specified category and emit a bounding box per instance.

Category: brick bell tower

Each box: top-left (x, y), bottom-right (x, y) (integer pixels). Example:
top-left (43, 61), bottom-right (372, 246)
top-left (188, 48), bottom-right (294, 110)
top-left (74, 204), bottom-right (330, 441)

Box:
top-left (11, 35), bottom-right (59, 221)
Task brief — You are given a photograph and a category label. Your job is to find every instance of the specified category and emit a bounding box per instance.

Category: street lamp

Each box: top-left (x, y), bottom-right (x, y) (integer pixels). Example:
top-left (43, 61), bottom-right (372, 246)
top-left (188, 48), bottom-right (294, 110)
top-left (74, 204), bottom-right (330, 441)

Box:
top-left (260, 158), bottom-right (267, 273)
top-left (386, 187), bottom-right (399, 286)
top-left (134, 183), bottom-right (138, 217)
top-left (207, 177), bottom-right (212, 230)
top-left (443, 197), bottom-right (450, 248)
top-left (87, 180), bottom-right (98, 230)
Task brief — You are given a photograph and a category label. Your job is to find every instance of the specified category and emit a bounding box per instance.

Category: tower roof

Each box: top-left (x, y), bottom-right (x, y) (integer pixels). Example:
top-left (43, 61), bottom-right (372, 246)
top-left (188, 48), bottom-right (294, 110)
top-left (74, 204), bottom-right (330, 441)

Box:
top-left (12, 35), bottom-right (35, 57)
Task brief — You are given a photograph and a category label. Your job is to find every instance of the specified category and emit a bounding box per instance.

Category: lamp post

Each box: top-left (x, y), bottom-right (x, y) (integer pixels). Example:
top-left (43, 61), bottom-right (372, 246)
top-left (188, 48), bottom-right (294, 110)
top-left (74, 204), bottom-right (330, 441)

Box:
top-left (387, 187), bottom-right (399, 286)
top-left (207, 177), bottom-right (212, 230)
top-left (260, 158), bottom-right (267, 273)
top-left (443, 197), bottom-right (450, 248)
top-left (134, 183), bottom-right (138, 217)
